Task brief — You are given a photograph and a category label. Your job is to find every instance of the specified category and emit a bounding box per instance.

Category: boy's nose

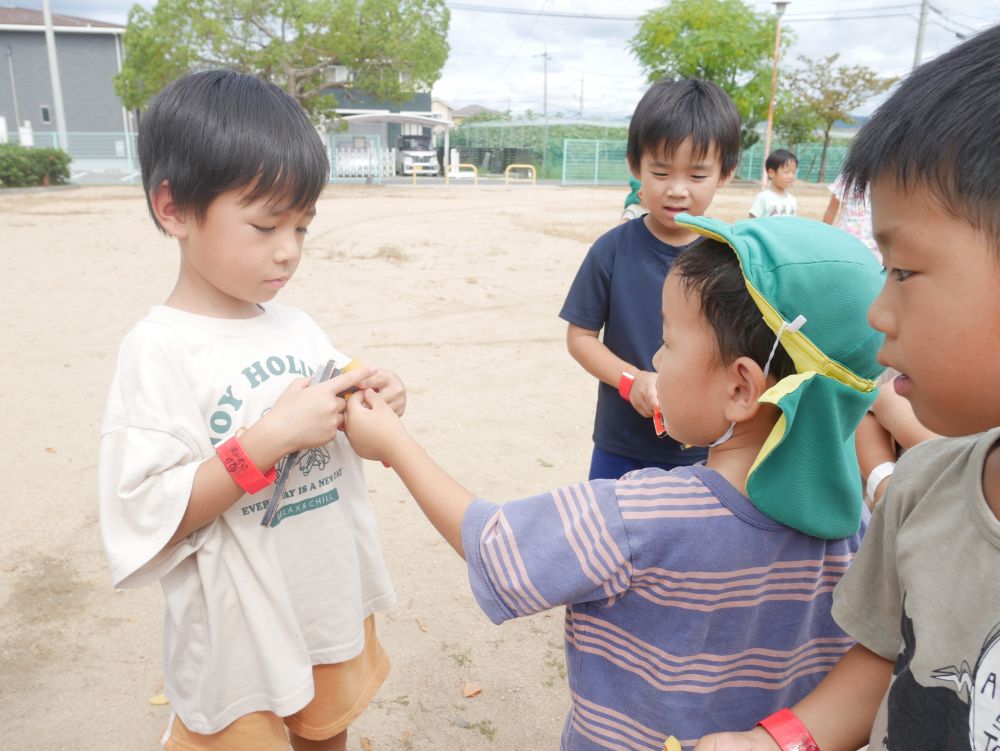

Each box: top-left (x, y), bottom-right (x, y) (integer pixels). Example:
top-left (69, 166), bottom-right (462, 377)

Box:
top-left (665, 180), bottom-right (688, 197)
top-left (867, 285), bottom-right (894, 336)
top-left (274, 234), bottom-right (301, 263)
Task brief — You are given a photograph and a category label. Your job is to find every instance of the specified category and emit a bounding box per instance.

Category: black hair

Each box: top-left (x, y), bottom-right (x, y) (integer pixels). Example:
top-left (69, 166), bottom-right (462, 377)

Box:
top-left (670, 238), bottom-right (795, 381)
top-left (138, 70), bottom-right (330, 233)
top-left (841, 24), bottom-right (1000, 250)
top-left (627, 79), bottom-right (742, 178)
top-left (766, 149), bottom-right (798, 173)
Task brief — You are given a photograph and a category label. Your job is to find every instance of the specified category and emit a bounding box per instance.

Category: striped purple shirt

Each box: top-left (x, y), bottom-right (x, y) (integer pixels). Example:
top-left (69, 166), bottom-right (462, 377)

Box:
top-left (461, 464), bottom-right (867, 750)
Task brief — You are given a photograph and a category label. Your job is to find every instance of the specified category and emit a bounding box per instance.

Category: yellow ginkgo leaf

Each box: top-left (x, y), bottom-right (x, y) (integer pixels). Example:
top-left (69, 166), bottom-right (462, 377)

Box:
top-left (148, 692), bottom-right (169, 706)
top-left (663, 736), bottom-right (681, 751)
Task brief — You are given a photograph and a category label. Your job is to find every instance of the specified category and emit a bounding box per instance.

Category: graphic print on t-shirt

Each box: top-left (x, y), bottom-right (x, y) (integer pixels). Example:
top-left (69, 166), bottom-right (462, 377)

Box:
top-left (204, 353), bottom-right (347, 525)
top-left (884, 595), bottom-right (1000, 750)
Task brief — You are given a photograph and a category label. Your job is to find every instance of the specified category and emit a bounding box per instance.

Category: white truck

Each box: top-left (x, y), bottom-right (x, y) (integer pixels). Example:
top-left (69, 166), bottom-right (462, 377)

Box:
top-left (395, 134), bottom-right (439, 176)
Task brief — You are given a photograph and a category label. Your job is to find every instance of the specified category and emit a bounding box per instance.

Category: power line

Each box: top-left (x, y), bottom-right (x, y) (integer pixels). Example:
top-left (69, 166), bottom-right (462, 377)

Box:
top-left (448, 2), bottom-right (635, 21)
top-left (465, 0), bottom-right (550, 95)
top-left (449, 1), bottom-right (992, 28)
top-left (784, 11), bottom-right (917, 21)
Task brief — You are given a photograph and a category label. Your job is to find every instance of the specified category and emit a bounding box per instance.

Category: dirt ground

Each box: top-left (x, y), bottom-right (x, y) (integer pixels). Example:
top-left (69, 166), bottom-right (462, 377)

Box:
top-left (0, 179), bottom-right (834, 750)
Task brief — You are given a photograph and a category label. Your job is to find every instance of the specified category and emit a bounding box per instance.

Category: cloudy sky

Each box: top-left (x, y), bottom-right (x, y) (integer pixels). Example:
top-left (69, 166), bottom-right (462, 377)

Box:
top-left (21, 0), bottom-right (1000, 118)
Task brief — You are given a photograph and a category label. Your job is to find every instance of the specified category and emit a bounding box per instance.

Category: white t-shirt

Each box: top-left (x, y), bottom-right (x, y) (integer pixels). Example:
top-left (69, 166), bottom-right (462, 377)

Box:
top-left (749, 188), bottom-right (797, 218)
top-left (99, 303), bottom-right (396, 734)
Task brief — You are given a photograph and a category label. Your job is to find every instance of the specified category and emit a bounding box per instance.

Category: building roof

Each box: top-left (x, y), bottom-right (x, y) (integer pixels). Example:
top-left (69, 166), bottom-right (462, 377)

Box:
top-left (0, 7), bottom-right (123, 30)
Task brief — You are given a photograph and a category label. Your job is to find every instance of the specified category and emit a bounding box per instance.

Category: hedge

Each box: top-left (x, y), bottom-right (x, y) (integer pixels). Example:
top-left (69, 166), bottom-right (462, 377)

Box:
top-left (0, 144), bottom-right (71, 187)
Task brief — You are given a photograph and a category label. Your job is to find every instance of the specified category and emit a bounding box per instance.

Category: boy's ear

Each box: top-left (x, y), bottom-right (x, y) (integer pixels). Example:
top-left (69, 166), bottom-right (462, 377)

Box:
top-left (627, 157), bottom-right (640, 180)
top-left (722, 356), bottom-right (770, 423)
top-left (150, 181), bottom-right (189, 239)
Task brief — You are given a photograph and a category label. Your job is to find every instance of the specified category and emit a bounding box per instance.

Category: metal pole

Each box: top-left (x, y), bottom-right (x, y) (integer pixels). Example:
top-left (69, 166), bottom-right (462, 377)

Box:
top-left (913, 0), bottom-right (930, 67)
top-left (761, 1), bottom-right (789, 188)
top-left (542, 45), bottom-right (548, 179)
top-left (41, 0), bottom-right (69, 150)
top-left (114, 33), bottom-right (135, 176)
top-left (444, 125), bottom-right (450, 185)
top-left (5, 46), bottom-right (20, 129)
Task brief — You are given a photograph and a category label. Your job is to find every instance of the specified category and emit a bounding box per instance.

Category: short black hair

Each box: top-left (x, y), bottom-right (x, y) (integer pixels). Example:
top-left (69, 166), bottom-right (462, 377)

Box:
top-left (139, 70), bottom-right (330, 233)
top-left (627, 79), bottom-right (742, 178)
top-left (670, 238), bottom-right (795, 381)
top-left (841, 24), bottom-right (1000, 250)
top-left (766, 149), bottom-right (798, 173)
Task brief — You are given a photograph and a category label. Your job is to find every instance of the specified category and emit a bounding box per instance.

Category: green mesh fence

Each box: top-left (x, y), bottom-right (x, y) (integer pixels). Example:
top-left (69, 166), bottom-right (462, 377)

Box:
top-left (560, 138), bottom-right (852, 186)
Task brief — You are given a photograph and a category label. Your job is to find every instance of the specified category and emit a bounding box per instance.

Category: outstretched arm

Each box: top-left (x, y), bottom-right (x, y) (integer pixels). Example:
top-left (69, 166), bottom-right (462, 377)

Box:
top-left (344, 389), bottom-right (475, 557)
top-left (694, 643), bottom-right (893, 750)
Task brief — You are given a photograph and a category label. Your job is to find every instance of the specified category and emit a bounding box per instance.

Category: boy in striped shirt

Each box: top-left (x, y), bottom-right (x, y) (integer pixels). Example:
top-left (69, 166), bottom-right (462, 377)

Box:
top-left (345, 215), bottom-right (884, 750)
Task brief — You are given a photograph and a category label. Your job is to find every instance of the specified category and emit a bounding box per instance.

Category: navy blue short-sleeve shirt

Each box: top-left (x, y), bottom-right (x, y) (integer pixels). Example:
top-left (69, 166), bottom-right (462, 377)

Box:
top-left (560, 217), bottom-right (708, 465)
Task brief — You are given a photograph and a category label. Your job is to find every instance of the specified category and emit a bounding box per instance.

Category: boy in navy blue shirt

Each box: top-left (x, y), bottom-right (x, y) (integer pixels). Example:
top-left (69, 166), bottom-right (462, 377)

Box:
top-left (560, 78), bottom-right (742, 479)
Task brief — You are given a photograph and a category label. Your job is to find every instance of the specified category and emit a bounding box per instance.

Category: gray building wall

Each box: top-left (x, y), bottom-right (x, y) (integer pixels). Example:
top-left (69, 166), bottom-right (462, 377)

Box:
top-left (1, 29), bottom-right (124, 136)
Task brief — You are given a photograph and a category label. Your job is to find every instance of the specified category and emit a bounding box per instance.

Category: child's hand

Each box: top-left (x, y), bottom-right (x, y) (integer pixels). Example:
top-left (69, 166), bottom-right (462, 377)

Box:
top-left (629, 370), bottom-right (659, 418)
top-left (344, 388), bottom-right (408, 463)
top-left (262, 367), bottom-right (375, 454)
top-left (358, 368), bottom-right (407, 417)
top-left (870, 380), bottom-right (938, 449)
top-left (692, 728), bottom-right (780, 751)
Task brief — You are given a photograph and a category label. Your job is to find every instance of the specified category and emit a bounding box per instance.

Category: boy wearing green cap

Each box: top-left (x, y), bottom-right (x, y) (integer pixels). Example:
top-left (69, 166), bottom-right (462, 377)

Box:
top-left (694, 24), bottom-right (1000, 751)
top-left (344, 214), bottom-right (883, 749)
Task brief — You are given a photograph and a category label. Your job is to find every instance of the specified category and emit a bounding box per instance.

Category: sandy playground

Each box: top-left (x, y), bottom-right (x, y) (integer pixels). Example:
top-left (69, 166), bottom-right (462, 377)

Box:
top-left (0, 179), bottom-right (835, 750)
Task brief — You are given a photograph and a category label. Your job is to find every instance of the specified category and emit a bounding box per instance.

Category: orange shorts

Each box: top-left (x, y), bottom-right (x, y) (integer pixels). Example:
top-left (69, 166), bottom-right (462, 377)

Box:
top-left (162, 616), bottom-right (389, 751)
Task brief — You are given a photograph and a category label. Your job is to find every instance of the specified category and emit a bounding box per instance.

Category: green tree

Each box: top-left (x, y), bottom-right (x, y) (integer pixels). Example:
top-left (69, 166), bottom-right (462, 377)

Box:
top-left (773, 88), bottom-right (822, 151)
top-left (629, 0), bottom-right (787, 149)
top-left (787, 53), bottom-right (896, 182)
top-left (115, 0), bottom-right (450, 123)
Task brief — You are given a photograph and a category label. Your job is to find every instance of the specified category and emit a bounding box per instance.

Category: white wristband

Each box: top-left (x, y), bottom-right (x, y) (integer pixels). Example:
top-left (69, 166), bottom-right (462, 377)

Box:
top-left (866, 461), bottom-right (896, 502)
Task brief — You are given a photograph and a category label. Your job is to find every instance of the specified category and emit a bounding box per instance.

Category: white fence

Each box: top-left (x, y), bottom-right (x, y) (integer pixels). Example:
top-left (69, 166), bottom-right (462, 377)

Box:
top-left (330, 147), bottom-right (395, 181)
top-left (3, 131), bottom-right (403, 184)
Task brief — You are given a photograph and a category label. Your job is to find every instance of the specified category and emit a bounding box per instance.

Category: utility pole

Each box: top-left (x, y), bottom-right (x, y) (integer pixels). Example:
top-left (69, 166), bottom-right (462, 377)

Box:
top-left (913, 0), bottom-right (930, 67)
top-left (5, 46), bottom-right (21, 129)
top-left (537, 45), bottom-right (551, 178)
top-left (761, 0), bottom-right (789, 189)
top-left (41, 0), bottom-right (69, 150)
top-left (542, 45), bottom-right (548, 121)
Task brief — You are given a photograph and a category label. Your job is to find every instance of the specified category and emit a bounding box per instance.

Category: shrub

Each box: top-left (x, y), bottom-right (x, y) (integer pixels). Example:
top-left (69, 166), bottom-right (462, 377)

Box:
top-left (0, 144), bottom-right (71, 187)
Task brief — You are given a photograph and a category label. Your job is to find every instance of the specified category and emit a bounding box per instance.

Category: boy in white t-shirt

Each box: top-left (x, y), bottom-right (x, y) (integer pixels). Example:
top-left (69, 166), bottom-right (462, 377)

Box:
top-left (99, 70), bottom-right (403, 751)
top-left (749, 149), bottom-right (798, 218)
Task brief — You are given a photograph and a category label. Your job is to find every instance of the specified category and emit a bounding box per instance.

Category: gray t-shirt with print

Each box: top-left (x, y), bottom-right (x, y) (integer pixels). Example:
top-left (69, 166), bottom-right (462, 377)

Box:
top-left (832, 428), bottom-right (1000, 751)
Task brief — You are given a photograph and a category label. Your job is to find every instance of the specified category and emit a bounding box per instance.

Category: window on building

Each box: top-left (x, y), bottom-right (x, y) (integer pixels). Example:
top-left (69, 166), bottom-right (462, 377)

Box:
top-left (401, 123), bottom-right (423, 136)
top-left (40, 106), bottom-right (51, 125)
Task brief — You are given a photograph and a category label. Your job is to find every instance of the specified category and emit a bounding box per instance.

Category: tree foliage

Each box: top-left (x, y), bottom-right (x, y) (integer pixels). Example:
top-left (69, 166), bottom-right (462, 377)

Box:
top-left (774, 88), bottom-right (822, 150)
top-left (629, 0), bottom-right (786, 148)
top-left (115, 0), bottom-right (450, 122)
top-left (787, 53), bottom-right (896, 181)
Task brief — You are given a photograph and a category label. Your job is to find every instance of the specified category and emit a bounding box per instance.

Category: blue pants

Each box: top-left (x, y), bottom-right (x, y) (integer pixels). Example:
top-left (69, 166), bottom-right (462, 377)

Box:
top-left (588, 445), bottom-right (684, 481)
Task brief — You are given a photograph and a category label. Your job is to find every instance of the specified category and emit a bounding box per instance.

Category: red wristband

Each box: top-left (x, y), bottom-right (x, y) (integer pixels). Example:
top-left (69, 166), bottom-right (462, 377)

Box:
top-left (217, 435), bottom-right (277, 494)
top-left (618, 371), bottom-right (636, 401)
top-left (757, 708), bottom-right (819, 751)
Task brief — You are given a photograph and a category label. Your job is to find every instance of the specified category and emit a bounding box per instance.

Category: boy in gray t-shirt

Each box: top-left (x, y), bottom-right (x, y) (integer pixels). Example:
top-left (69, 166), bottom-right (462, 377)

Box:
top-left (695, 24), bottom-right (1000, 751)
